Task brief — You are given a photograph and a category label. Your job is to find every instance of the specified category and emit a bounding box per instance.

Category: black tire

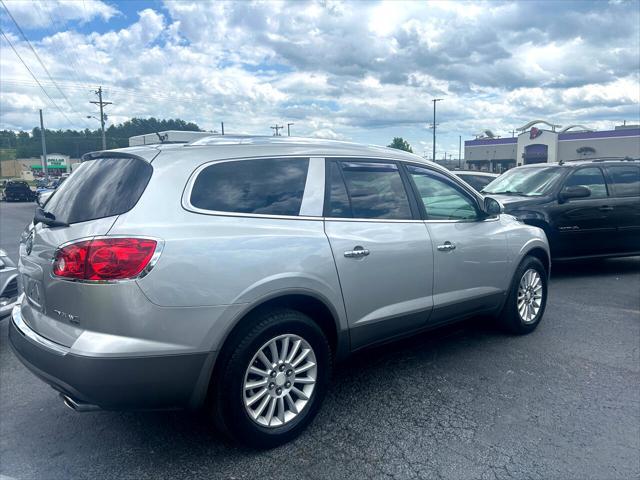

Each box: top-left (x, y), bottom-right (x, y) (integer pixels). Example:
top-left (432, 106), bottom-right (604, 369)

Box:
top-left (498, 256), bottom-right (548, 334)
top-left (211, 308), bottom-right (331, 449)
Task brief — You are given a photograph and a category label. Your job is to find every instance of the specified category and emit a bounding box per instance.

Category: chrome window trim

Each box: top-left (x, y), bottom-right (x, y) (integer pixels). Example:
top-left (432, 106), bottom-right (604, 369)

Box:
top-left (322, 218), bottom-right (425, 224)
top-left (49, 235), bottom-right (165, 284)
top-left (182, 156), bottom-right (319, 220)
top-left (12, 296), bottom-right (69, 356)
top-left (299, 157), bottom-right (325, 217)
top-left (181, 154), bottom-right (436, 221)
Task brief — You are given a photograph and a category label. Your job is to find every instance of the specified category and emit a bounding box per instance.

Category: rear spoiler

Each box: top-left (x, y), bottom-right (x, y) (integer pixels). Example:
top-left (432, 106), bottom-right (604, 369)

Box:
top-left (81, 150), bottom-right (159, 163)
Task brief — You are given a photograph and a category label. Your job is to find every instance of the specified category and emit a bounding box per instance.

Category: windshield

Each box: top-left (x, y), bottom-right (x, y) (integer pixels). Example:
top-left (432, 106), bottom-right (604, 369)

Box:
top-left (482, 167), bottom-right (563, 196)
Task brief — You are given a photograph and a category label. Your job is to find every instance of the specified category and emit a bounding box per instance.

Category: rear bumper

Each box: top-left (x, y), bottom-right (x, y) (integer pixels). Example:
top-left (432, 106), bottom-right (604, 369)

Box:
top-left (9, 305), bottom-right (210, 410)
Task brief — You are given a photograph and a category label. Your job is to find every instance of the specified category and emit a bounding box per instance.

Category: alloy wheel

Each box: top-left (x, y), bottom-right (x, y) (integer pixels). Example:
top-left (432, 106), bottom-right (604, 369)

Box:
top-left (517, 268), bottom-right (543, 324)
top-left (243, 334), bottom-right (317, 428)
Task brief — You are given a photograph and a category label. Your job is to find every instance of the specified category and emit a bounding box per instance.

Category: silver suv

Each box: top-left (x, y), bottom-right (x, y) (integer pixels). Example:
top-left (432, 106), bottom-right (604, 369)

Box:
top-left (9, 136), bottom-right (549, 448)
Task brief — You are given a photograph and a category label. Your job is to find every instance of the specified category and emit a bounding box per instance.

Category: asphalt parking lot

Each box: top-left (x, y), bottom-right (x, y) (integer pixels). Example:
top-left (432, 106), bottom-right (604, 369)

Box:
top-left (1, 200), bottom-right (638, 480)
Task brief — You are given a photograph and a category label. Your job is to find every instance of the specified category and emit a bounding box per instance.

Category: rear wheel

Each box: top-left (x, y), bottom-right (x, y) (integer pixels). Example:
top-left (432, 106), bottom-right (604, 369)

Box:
top-left (498, 256), bottom-right (548, 334)
top-left (211, 308), bottom-right (331, 448)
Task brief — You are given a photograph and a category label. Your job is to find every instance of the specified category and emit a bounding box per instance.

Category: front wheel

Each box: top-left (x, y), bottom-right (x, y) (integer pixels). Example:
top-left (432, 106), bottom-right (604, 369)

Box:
top-left (211, 308), bottom-right (331, 448)
top-left (498, 256), bottom-right (548, 334)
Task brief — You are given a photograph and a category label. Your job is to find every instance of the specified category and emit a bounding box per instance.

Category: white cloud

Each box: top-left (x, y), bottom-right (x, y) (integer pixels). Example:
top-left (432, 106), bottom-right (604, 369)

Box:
top-left (0, 0), bottom-right (638, 157)
top-left (1, 0), bottom-right (119, 29)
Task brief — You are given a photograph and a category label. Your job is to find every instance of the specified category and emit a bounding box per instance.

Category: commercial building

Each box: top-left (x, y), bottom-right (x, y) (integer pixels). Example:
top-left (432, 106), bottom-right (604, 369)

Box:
top-left (0, 154), bottom-right (80, 180)
top-left (464, 121), bottom-right (640, 172)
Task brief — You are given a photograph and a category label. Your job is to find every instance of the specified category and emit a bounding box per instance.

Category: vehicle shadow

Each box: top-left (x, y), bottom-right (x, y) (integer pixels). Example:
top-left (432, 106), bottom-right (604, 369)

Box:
top-left (550, 256), bottom-right (640, 279)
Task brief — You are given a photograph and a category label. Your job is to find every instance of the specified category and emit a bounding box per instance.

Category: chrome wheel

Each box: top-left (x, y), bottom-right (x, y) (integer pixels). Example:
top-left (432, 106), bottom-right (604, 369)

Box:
top-left (243, 334), bottom-right (317, 428)
top-left (517, 268), bottom-right (543, 324)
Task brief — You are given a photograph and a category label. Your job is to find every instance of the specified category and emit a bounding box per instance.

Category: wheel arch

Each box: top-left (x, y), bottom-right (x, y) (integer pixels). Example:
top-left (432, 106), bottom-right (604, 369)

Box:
top-left (524, 246), bottom-right (551, 277)
top-left (195, 290), bottom-right (349, 409)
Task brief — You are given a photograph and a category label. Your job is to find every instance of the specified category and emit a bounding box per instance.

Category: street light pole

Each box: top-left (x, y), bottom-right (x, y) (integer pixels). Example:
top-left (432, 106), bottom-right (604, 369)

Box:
top-left (287, 123), bottom-right (294, 136)
top-left (458, 135), bottom-right (462, 169)
top-left (432, 98), bottom-right (443, 163)
top-left (39, 109), bottom-right (48, 183)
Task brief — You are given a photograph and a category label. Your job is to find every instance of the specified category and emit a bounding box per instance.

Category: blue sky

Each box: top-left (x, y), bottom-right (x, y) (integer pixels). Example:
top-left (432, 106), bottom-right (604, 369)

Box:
top-left (1, 0), bottom-right (639, 158)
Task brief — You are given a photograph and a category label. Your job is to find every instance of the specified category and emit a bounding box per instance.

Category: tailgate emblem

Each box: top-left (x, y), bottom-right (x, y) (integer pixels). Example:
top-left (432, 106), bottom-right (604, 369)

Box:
top-left (54, 309), bottom-right (80, 324)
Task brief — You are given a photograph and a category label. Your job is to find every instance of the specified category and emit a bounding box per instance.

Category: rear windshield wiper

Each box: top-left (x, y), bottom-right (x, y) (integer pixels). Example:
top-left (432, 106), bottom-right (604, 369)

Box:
top-left (34, 207), bottom-right (69, 228)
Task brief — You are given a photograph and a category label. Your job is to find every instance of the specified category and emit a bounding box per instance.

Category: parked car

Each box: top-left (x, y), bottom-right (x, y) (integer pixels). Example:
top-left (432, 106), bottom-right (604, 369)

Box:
top-left (0, 250), bottom-right (18, 318)
top-left (10, 137), bottom-right (550, 448)
top-left (482, 159), bottom-right (640, 260)
top-left (1, 180), bottom-right (35, 202)
top-left (36, 177), bottom-right (67, 205)
top-left (453, 170), bottom-right (499, 192)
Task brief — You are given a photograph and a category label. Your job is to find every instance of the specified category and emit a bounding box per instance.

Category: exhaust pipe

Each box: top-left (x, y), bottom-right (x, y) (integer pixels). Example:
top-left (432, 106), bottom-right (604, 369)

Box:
top-left (60, 393), bottom-right (100, 412)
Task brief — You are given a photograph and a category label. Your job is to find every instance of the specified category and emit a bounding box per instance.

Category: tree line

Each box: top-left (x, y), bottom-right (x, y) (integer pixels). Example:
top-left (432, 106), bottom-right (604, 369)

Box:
top-left (1, 116), bottom-right (416, 159)
top-left (0, 117), bottom-right (202, 159)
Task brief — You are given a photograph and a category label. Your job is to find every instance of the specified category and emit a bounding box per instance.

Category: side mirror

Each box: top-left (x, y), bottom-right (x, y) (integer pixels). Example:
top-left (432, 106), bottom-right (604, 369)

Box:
top-left (483, 196), bottom-right (504, 216)
top-left (559, 185), bottom-right (591, 203)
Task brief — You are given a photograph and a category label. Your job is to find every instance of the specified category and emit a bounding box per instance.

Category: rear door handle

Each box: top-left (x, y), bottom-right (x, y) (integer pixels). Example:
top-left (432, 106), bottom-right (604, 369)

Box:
top-left (344, 246), bottom-right (370, 258)
top-left (437, 241), bottom-right (456, 252)
top-left (599, 206), bottom-right (614, 211)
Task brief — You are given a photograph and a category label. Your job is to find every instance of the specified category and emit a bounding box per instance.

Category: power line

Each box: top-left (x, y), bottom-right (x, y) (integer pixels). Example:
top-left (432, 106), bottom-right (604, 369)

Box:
top-left (0, 28), bottom-right (74, 124)
top-left (1, 0), bottom-right (89, 127)
top-left (89, 86), bottom-right (112, 150)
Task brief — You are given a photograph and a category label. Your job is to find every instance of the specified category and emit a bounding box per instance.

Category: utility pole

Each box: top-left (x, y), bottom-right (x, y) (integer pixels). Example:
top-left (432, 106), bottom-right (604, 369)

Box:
top-left (39, 109), bottom-right (49, 183)
top-left (458, 135), bottom-right (462, 169)
top-left (271, 124), bottom-right (283, 136)
top-left (510, 129), bottom-right (516, 137)
top-left (221, 122), bottom-right (225, 135)
top-left (432, 98), bottom-right (443, 163)
top-left (287, 123), bottom-right (294, 136)
top-left (90, 86), bottom-right (111, 150)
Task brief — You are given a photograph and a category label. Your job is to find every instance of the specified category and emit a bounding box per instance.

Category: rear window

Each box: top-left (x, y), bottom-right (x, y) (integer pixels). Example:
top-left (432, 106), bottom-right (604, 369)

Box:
top-left (190, 158), bottom-right (309, 216)
top-left (608, 165), bottom-right (640, 197)
top-left (43, 156), bottom-right (152, 225)
top-left (6, 182), bottom-right (29, 190)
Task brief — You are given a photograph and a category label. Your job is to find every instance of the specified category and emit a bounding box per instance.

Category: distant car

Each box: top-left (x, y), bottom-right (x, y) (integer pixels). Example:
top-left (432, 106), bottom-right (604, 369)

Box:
top-left (36, 177), bottom-right (66, 205)
top-left (2, 180), bottom-right (35, 202)
top-left (453, 171), bottom-right (499, 192)
top-left (482, 159), bottom-right (640, 260)
top-left (0, 250), bottom-right (18, 318)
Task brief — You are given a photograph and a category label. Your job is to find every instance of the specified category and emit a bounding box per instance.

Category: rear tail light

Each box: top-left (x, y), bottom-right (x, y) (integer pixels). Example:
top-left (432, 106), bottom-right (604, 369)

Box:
top-left (53, 237), bottom-right (159, 281)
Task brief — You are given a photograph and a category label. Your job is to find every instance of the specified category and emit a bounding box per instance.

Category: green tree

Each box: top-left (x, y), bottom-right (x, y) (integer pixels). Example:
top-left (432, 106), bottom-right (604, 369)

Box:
top-left (388, 137), bottom-right (413, 153)
top-left (2, 117), bottom-right (203, 158)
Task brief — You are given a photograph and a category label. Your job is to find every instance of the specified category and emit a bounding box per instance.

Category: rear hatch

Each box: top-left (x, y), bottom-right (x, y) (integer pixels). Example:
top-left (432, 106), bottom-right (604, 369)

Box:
top-left (19, 153), bottom-right (154, 347)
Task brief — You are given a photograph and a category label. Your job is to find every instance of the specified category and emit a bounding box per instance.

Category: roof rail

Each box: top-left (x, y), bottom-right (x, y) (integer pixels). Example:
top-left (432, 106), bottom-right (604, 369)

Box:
top-left (589, 157), bottom-right (638, 162)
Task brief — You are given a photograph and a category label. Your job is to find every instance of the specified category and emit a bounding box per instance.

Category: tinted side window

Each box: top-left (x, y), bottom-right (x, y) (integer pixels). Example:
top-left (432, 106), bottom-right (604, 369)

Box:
top-left (334, 161), bottom-right (412, 220)
top-left (564, 167), bottom-right (608, 198)
top-left (191, 158), bottom-right (309, 216)
top-left (408, 166), bottom-right (479, 220)
top-left (459, 174), bottom-right (493, 191)
top-left (44, 157), bottom-right (152, 225)
top-left (608, 166), bottom-right (640, 197)
top-left (326, 161), bottom-right (352, 217)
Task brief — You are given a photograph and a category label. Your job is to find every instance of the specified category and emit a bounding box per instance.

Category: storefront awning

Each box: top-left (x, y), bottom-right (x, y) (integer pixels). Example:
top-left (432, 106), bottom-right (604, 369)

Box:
top-left (31, 165), bottom-right (67, 169)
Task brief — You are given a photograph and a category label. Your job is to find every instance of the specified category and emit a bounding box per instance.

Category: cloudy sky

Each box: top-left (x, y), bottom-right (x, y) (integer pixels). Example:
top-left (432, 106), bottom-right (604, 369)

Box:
top-left (1, 0), bottom-right (639, 157)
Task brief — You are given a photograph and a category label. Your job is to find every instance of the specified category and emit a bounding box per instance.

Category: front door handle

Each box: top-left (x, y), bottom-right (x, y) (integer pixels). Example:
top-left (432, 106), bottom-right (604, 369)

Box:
top-left (344, 246), bottom-right (370, 258)
top-left (599, 205), bottom-right (614, 212)
top-left (437, 241), bottom-right (456, 252)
